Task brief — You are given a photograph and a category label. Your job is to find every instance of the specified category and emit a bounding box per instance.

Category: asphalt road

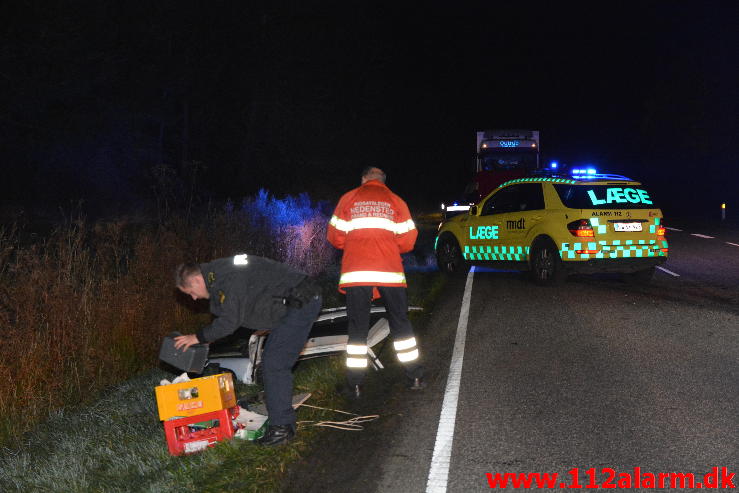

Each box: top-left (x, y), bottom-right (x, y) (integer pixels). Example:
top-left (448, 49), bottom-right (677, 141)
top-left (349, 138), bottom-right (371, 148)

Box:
top-left (283, 220), bottom-right (739, 492)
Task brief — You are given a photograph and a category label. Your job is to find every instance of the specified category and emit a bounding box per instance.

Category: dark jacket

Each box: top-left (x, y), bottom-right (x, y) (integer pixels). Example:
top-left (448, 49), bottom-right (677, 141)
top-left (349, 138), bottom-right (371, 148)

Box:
top-left (195, 255), bottom-right (308, 343)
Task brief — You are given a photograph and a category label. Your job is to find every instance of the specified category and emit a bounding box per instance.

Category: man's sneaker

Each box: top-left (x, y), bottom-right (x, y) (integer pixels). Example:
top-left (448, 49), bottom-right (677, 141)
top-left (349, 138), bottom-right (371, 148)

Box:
top-left (408, 377), bottom-right (426, 390)
top-left (256, 424), bottom-right (295, 446)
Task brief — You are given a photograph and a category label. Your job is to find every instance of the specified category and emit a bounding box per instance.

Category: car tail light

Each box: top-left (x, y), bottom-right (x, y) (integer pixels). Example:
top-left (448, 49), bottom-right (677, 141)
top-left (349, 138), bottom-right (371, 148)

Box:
top-left (656, 226), bottom-right (666, 236)
top-left (575, 250), bottom-right (600, 254)
top-left (568, 219), bottom-right (594, 237)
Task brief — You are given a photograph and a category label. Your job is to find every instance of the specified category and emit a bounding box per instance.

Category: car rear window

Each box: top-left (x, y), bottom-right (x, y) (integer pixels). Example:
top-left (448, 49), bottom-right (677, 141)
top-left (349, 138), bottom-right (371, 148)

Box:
top-left (553, 184), bottom-right (657, 209)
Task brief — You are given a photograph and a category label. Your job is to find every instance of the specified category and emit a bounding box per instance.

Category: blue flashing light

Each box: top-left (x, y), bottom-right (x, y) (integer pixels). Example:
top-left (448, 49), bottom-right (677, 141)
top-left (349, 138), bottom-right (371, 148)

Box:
top-left (586, 168), bottom-right (596, 175)
top-left (499, 140), bottom-right (520, 147)
top-left (453, 201), bottom-right (459, 206)
top-left (572, 168), bottom-right (582, 174)
top-left (550, 161), bottom-right (558, 169)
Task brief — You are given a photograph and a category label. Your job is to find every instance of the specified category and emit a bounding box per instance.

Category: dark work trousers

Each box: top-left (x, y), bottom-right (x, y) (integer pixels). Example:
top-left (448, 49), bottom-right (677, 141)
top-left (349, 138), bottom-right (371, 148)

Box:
top-left (345, 285), bottom-right (423, 386)
top-left (262, 294), bottom-right (322, 427)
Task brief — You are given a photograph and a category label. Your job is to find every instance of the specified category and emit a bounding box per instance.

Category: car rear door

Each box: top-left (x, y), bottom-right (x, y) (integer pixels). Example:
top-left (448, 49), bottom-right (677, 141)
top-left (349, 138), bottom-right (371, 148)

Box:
top-left (499, 183), bottom-right (546, 261)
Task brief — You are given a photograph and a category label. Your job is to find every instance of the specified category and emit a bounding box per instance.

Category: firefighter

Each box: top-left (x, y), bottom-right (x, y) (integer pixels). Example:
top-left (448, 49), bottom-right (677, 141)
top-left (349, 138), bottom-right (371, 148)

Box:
top-left (173, 255), bottom-right (322, 446)
top-left (327, 167), bottom-right (424, 398)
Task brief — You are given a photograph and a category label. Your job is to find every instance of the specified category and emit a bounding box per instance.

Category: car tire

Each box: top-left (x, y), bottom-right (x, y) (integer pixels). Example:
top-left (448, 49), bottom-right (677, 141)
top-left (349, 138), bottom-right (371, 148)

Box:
top-left (436, 235), bottom-right (468, 276)
top-left (624, 266), bottom-right (655, 284)
top-left (530, 238), bottom-right (566, 286)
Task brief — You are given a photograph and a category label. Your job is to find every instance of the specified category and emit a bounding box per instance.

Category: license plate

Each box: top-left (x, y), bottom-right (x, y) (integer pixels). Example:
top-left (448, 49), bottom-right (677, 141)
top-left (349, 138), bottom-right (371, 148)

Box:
top-left (613, 222), bottom-right (643, 232)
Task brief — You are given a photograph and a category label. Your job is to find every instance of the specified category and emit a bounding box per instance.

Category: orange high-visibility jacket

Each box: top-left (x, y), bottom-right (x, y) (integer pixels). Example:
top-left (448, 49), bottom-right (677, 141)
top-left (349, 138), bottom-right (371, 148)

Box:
top-left (327, 180), bottom-right (417, 293)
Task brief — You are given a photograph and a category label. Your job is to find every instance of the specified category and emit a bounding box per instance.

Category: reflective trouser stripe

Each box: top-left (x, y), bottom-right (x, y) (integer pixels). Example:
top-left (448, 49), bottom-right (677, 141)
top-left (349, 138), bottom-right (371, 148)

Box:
top-left (397, 348), bottom-right (419, 362)
top-left (340, 271), bottom-right (406, 285)
top-left (346, 344), bottom-right (368, 368)
top-left (394, 337), bottom-right (417, 351)
top-left (346, 344), bottom-right (368, 355)
top-left (346, 356), bottom-right (368, 368)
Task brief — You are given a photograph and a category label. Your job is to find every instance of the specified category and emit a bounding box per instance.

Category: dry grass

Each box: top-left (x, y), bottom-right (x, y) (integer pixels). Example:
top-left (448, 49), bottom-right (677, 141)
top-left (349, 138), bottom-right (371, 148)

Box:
top-left (0, 192), bottom-right (337, 445)
top-left (0, 360), bottom-right (348, 493)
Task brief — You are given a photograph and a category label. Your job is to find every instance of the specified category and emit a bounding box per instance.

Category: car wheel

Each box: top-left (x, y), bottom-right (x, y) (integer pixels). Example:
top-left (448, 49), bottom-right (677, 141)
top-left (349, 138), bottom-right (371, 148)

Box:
top-left (436, 236), bottom-right (468, 275)
top-left (530, 239), bottom-right (566, 285)
top-left (624, 266), bottom-right (655, 284)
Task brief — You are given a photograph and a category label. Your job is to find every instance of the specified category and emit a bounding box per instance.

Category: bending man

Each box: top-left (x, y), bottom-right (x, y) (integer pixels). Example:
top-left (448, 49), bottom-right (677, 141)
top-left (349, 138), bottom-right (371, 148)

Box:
top-left (173, 254), bottom-right (321, 446)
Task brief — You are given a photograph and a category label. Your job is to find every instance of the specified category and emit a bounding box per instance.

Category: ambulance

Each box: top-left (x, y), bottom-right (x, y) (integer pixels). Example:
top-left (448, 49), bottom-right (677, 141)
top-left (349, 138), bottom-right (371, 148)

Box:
top-left (435, 170), bottom-right (668, 284)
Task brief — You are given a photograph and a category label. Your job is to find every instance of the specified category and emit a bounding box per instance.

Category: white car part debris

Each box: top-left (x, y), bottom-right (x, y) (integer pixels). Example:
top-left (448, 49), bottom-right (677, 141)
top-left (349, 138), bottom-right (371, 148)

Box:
top-left (208, 357), bottom-right (253, 384)
top-left (234, 408), bottom-right (269, 430)
top-left (159, 372), bottom-right (191, 386)
top-left (212, 318), bottom-right (392, 384)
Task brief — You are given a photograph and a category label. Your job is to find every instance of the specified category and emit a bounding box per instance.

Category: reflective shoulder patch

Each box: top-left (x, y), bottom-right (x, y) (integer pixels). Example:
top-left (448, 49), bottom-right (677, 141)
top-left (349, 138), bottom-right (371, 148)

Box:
top-left (218, 290), bottom-right (226, 304)
top-left (207, 272), bottom-right (216, 285)
top-left (233, 254), bottom-right (249, 265)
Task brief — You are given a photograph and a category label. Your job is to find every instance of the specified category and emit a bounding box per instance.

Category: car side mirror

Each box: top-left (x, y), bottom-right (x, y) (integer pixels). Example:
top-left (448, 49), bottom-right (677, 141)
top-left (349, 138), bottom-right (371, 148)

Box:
top-left (469, 205), bottom-right (478, 216)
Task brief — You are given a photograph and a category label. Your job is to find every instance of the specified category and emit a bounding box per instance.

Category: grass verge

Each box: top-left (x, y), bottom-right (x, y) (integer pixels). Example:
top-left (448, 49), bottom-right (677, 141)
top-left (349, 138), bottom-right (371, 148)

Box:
top-left (0, 269), bottom-right (445, 493)
top-left (0, 191), bottom-right (336, 447)
top-left (0, 357), bottom-right (346, 493)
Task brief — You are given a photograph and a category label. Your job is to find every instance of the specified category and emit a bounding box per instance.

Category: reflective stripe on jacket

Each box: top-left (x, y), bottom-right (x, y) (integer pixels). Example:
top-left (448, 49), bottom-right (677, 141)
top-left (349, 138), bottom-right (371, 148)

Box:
top-left (327, 180), bottom-right (417, 293)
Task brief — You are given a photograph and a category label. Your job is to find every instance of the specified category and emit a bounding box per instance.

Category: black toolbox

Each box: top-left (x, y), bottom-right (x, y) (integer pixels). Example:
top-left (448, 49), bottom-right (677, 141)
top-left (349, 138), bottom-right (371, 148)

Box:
top-left (159, 331), bottom-right (209, 373)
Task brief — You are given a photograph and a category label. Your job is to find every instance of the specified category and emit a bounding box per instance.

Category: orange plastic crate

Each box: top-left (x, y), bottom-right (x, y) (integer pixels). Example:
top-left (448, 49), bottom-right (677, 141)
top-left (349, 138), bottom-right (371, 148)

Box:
top-left (154, 373), bottom-right (236, 421)
top-left (163, 407), bottom-right (239, 456)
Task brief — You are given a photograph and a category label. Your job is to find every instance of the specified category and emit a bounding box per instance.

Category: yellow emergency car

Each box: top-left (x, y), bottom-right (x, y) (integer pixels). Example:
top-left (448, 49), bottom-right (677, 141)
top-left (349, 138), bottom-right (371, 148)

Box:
top-left (435, 172), bottom-right (668, 284)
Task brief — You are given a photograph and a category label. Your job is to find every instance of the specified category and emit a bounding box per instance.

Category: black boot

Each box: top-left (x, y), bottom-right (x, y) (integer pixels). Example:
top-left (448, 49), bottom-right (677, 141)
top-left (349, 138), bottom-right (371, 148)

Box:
top-left (256, 424), bottom-right (295, 446)
top-left (407, 377), bottom-right (426, 390)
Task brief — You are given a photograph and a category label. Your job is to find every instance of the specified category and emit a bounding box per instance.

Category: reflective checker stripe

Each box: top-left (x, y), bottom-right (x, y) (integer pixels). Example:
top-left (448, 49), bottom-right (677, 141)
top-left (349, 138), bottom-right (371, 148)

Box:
top-left (463, 245), bottom-right (529, 261)
top-left (589, 218), bottom-right (608, 234)
top-left (589, 217), bottom-right (663, 235)
top-left (649, 217), bottom-right (661, 234)
top-left (500, 177), bottom-right (576, 187)
top-left (560, 239), bottom-right (668, 260)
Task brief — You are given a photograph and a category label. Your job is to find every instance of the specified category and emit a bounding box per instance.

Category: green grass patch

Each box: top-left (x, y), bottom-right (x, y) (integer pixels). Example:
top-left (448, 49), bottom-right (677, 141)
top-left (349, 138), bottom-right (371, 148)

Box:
top-left (0, 356), bottom-right (347, 493)
top-left (0, 269), bottom-right (446, 493)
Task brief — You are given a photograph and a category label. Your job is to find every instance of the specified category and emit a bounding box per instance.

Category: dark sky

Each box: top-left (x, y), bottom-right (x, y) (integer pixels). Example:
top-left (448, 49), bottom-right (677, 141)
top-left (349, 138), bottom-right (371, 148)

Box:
top-left (1, 2), bottom-right (737, 217)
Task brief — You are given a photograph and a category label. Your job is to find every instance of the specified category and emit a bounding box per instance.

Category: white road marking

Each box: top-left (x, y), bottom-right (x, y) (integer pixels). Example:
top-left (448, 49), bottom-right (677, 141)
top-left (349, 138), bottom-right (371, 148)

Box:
top-left (657, 266), bottom-right (681, 277)
top-left (426, 266), bottom-right (475, 493)
top-left (665, 227), bottom-right (683, 231)
top-left (727, 242), bottom-right (739, 248)
top-left (691, 233), bottom-right (715, 239)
